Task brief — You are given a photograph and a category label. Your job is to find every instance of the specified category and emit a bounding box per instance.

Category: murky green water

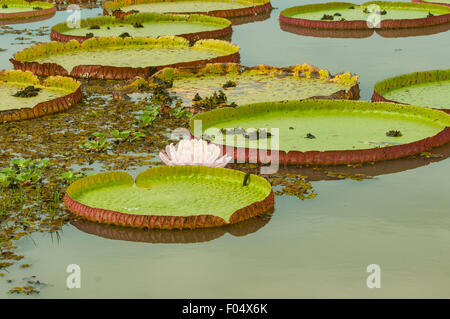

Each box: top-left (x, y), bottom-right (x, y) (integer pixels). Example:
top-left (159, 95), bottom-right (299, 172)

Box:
top-left (1, 0), bottom-right (450, 298)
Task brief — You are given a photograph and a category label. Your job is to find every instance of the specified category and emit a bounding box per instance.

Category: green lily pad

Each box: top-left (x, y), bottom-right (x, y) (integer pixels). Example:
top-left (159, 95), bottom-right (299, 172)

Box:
top-left (65, 166), bottom-right (274, 229)
top-left (105, 0), bottom-right (266, 15)
top-left (0, 0), bottom-right (54, 17)
top-left (373, 69), bottom-right (450, 110)
top-left (280, 1), bottom-right (450, 28)
top-left (151, 63), bottom-right (359, 107)
top-left (190, 100), bottom-right (450, 164)
top-left (0, 70), bottom-right (81, 122)
top-left (51, 13), bottom-right (231, 41)
top-left (12, 36), bottom-right (240, 79)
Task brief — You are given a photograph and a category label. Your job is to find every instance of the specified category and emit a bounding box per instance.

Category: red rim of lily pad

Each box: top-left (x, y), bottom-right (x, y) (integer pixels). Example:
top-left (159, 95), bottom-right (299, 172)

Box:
top-left (228, 142), bottom-right (450, 181)
top-left (71, 210), bottom-right (273, 243)
top-left (103, 0), bottom-right (273, 21)
top-left (50, 13), bottom-right (233, 43)
top-left (372, 69), bottom-right (450, 114)
top-left (0, 70), bottom-right (82, 122)
top-left (64, 167), bottom-right (275, 230)
top-left (10, 36), bottom-right (240, 80)
top-left (0, 10), bottom-right (55, 25)
top-left (0, 1), bottom-right (56, 21)
top-left (412, 0), bottom-right (450, 7)
top-left (279, 1), bottom-right (450, 30)
top-left (190, 100), bottom-right (450, 166)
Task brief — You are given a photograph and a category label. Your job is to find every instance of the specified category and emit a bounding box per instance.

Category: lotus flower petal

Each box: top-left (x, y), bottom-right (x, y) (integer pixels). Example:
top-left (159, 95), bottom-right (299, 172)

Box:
top-left (159, 151), bottom-right (173, 166)
top-left (159, 138), bottom-right (232, 167)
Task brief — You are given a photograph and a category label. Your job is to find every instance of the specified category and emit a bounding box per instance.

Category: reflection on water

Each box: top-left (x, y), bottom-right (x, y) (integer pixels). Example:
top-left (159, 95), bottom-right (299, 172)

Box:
top-left (71, 210), bottom-right (274, 244)
top-left (279, 21), bottom-right (450, 39)
top-left (228, 8), bottom-right (272, 26)
top-left (228, 142), bottom-right (450, 181)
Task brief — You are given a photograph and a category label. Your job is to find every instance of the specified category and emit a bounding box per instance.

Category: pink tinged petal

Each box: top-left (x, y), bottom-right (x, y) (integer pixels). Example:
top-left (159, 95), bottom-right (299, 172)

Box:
top-left (167, 144), bottom-right (176, 161)
top-left (159, 151), bottom-right (173, 166)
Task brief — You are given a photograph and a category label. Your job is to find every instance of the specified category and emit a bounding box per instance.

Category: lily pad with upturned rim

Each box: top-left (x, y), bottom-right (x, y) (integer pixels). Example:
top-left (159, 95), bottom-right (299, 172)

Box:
top-left (279, 17), bottom-right (450, 39)
top-left (104, 0), bottom-right (273, 21)
top-left (0, 70), bottom-right (82, 122)
top-left (142, 63), bottom-right (360, 109)
top-left (50, 13), bottom-right (233, 43)
top-left (279, 1), bottom-right (450, 30)
top-left (372, 69), bottom-right (450, 113)
top-left (10, 36), bottom-right (240, 80)
top-left (64, 166), bottom-right (274, 229)
top-left (0, 0), bottom-right (55, 21)
top-left (190, 100), bottom-right (450, 165)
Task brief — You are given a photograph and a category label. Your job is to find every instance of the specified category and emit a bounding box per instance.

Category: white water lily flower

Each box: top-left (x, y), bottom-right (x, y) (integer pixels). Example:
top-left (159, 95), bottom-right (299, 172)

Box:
top-left (159, 139), bottom-right (232, 168)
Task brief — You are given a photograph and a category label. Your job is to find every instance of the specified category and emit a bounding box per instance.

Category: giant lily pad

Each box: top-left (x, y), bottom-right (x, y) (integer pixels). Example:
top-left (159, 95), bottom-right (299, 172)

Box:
top-left (190, 100), bottom-right (450, 165)
top-left (10, 36), bottom-right (240, 80)
top-left (50, 13), bottom-right (232, 43)
top-left (0, 0), bottom-right (55, 22)
top-left (372, 69), bottom-right (450, 112)
top-left (280, 18), bottom-right (450, 39)
top-left (279, 2), bottom-right (450, 30)
top-left (0, 70), bottom-right (82, 122)
top-left (64, 166), bottom-right (274, 229)
top-left (116, 63), bottom-right (359, 110)
top-left (151, 63), bottom-right (360, 108)
top-left (104, 0), bottom-right (273, 21)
